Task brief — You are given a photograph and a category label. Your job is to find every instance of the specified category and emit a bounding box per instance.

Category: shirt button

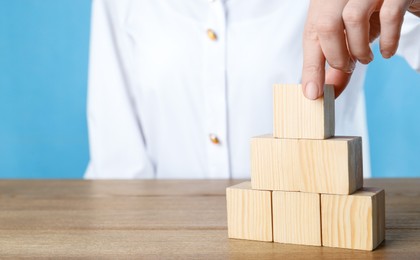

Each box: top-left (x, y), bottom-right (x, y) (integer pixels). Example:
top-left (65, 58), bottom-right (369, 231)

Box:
top-left (207, 29), bottom-right (217, 41)
top-left (209, 133), bottom-right (220, 144)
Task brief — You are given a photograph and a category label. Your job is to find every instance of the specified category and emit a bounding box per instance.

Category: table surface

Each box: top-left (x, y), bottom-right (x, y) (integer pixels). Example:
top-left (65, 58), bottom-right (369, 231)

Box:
top-left (0, 179), bottom-right (419, 259)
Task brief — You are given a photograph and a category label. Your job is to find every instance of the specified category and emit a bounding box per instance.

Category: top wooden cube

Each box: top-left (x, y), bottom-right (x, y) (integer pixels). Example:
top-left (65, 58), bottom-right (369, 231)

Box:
top-left (273, 84), bottom-right (335, 139)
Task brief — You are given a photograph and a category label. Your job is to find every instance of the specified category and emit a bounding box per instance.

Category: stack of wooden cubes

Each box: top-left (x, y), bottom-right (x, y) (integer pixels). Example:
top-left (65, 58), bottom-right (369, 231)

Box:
top-left (226, 84), bottom-right (385, 251)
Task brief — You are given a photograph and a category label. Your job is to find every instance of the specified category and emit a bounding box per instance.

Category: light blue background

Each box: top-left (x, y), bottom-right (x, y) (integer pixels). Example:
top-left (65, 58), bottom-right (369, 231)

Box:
top-left (0, 0), bottom-right (91, 178)
top-left (0, 1), bottom-right (419, 178)
top-left (366, 45), bottom-right (420, 177)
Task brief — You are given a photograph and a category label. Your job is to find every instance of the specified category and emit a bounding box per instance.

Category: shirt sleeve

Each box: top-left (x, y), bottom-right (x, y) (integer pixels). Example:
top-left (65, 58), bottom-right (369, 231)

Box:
top-left (397, 12), bottom-right (420, 72)
top-left (84, 0), bottom-right (155, 179)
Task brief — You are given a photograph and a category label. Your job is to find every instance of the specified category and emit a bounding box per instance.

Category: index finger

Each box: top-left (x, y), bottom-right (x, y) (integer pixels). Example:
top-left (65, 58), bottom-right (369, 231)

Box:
top-left (302, 9), bottom-right (326, 100)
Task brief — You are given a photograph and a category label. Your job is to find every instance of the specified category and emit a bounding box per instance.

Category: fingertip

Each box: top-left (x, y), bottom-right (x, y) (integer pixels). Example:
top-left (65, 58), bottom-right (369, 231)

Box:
top-left (378, 2), bottom-right (404, 60)
top-left (304, 81), bottom-right (322, 100)
top-left (358, 51), bottom-right (374, 64)
top-left (380, 49), bottom-right (394, 59)
top-left (325, 68), bottom-right (353, 98)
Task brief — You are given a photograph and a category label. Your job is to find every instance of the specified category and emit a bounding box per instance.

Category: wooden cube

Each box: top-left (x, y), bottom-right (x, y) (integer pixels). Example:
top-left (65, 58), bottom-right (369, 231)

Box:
top-left (251, 135), bottom-right (363, 194)
top-left (273, 191), bottom-right (321, 246)
top-left (299, 136), bottom-right (363, 194)
top-left (250, 136), bottom-right (301, 191)
top-left (273, 84), bottom-right (335, 139)
top-left (321, 188), bottom-right (385, 251)
top-left (226, 182), bottom-right (273, 242)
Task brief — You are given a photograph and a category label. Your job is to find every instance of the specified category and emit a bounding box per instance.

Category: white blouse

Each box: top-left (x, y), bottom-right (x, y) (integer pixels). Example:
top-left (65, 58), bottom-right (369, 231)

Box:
top-left (85, 0), bottom-right (420, 179)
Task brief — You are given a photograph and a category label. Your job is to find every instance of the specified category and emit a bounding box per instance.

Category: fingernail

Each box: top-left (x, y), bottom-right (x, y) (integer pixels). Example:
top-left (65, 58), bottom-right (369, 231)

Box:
top-left (305, 82), bottom-right (319, 100)
top-left (381, 50), bottom-right (393, 59)
top-left (361, 52), bottom-right (374, 64)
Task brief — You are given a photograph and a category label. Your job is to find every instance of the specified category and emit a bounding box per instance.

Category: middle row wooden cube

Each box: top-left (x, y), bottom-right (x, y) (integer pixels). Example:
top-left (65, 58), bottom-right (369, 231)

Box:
top-left (251, 134), bottom-right (363, 194)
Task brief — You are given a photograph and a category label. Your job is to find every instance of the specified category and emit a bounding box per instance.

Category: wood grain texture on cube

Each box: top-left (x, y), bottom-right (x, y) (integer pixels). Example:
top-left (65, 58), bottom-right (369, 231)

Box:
top-left (273, 191), bottom-right (321, 246)
top-left (273, 84), bottom-right (335, 139)
top-left (226, 182), bottom-right (272, 242)
top-left (251, 135), bottom-right (300, 191)
top-left (251, 135), bottom-right (363, 194)
top-left (321, 188), bottom-right (385, 251)
top-left (299, 136), bottom-right (363, 194)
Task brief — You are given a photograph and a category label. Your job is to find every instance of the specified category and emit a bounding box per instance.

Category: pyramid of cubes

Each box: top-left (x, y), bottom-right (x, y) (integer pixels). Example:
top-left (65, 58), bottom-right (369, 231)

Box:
top-left (226, 84), bottom-right (385, 251)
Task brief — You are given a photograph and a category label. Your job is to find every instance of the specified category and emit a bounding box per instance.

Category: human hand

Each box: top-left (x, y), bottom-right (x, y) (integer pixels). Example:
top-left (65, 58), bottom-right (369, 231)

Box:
top-left (302, 0), bottom-right (420, 100)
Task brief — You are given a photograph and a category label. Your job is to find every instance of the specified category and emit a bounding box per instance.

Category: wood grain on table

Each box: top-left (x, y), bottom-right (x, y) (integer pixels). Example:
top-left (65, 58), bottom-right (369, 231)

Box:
top-left (0, 179), bottom-right (419, 259)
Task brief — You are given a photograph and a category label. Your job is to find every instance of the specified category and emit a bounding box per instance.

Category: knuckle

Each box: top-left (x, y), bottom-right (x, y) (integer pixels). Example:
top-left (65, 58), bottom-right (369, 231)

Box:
top-left (316, 15), bottom-right (342, 34)
top-left (380, 7), bottom-right (404, 23)
top-left (328, 60), bottom-right (349, 71)
top-left (343, 7), bottom-right (365, 25)
top-left (304, 23), bottom-right (318, 41)
top-left (302, 63), bottom-right (323, 74)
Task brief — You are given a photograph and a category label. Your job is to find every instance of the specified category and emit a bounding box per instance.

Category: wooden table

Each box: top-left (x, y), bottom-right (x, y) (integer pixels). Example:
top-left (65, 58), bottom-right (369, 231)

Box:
top-left (0, 179), bottom-right (419, 259)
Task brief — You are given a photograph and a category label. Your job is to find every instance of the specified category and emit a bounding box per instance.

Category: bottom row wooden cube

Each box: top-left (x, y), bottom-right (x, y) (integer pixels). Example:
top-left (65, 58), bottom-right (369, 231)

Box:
top-left (273, 191), bottom-right (321, 246)
top-left (226, 182), bottom-right (385, 251)
top-left (321, 188), bottom-right (385, 251)
top-left (226, 182), bottom-right (272, 241)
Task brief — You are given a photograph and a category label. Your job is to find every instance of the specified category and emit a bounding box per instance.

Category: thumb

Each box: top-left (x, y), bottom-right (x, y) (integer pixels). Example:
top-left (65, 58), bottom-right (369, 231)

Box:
top-left (325, 67), bottom-right (353, 98)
